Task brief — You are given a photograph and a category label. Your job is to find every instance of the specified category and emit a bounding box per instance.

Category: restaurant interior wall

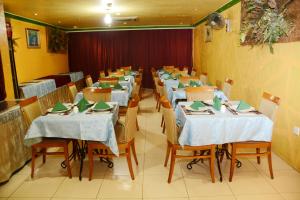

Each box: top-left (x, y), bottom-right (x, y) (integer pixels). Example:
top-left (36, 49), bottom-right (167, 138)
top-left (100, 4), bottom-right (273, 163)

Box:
top-left (193, 2), bottom-right (300, 172)
top-left (8, 18), bottom-right (69, 84)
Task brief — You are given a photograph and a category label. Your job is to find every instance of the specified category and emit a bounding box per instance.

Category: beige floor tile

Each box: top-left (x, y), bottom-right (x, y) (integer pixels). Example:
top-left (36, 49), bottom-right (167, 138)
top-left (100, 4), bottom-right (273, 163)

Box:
top-left (235, 194), bottom-right (284, 200)
top-left (71, 159), bottom-right (108, 179)
top-left (144, 198), bottom-right (188, 200)
top-left (227, 171), bottom-right (277, 195)
top-left (54, 177), bottom-right (102, 198)
top-left (8, 198), bottom-right (49, 200)
top-left (105, 155), bottom-right (144, 176)
top-left (11, 177), bottom-right (65, 198)
top-left (0, 175), bottom-right (28, 198)
top-left (266, 170), bottom-right (300, 193)
top-left (184, 173), bottom-right (232, 197)
top-left (97, 175), bottom-right (142, 199)
top-left (190, 196), bottom-right (235, 200)
top-left (143, 174), bottom-right (188, 198)
top-left (281, 193), bottom-right (300, 200)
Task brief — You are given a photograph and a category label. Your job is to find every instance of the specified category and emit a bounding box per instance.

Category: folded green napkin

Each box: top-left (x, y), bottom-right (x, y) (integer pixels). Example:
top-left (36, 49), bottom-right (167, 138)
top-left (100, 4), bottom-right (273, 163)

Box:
top-left (189, 80), bottom-right (200, 87)
top-left (78, 97), bottom-right (89, 112)
top-left (213, 96), bottom-right (222, 111)
top-left (119, 76), bottom-right (125, 81)
top-left (52, 102), bottom-right (68, 112)
top-left (114, 83), bottom-right (123, 90)
top-left (99, 83), bottom-right (110, 88)
top-left (190, 101), bottom-right (205, 110)
top-left (94, 101), bottom-right (110, 110)
top-left (178, 82), bottom-right (185, 89)
top-left (237, 100), bottom-right (251, 111)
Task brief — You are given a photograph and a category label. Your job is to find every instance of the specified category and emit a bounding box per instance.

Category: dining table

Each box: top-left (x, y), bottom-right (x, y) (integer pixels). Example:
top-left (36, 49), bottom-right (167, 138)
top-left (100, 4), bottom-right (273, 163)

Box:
top-left (19, 79), bottom-right (57, 98)
top-left (175, 101), bottom-right (273, 181)
top-left (95, 75), bottom-right (134, 96)
top-left (24, 102), bottom-right (120, 180)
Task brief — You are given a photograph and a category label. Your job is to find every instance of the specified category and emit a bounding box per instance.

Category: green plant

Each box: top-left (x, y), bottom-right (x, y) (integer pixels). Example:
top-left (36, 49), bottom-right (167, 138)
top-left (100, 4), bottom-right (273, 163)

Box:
top-left (240, 0), bottom-right (294, 53)
top-left (47, 28), bottom-right (68, 53)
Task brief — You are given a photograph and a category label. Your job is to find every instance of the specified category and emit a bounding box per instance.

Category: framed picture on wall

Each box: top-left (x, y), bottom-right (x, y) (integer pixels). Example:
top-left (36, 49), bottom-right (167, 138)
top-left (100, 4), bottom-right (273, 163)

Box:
top-left (204, 26), bottom-right (212, 42)
top-left (25, 28), bottom-right (40, 48)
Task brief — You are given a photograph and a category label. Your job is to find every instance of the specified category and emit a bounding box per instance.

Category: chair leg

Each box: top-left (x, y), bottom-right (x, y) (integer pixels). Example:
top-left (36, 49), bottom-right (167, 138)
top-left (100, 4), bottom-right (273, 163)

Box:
top-left (88, 144), bottom-right (94, 181)
top-left (161, 115), bottom-right (164, 127)
top-left (158, 102), bottom-right (161, 112)
top-left (131, 140), bottom-right (139, 165)
top-left (163, 122), bottom-right (165, 133)
top-left (64, 144), bottom-right (72, 178)
top-left (267, 145), bottom-right (274, 179)
top-left (126, 146), bottom-right (135, 180)
top-left (209, 147), bottom-right (215, 183)
top-left (164, 142), bottom-right (171, 167)
top-left (168, 147), bottom-right (176, 183)
top-left (256, 148), bottom-right (261, 164)
top-left (31, 147), bottom-right (36, 178)
top-left (42, 148), bottom-right (46, 164)
top-left (229, 144), bottom-right (237, 182)
top-left (136, 118), bottom-right (139, 131)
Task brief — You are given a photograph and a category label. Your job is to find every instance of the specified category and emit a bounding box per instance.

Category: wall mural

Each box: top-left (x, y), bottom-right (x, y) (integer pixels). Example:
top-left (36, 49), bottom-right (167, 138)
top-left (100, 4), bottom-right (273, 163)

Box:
top-left (240, 0), bottom-right (299, 53)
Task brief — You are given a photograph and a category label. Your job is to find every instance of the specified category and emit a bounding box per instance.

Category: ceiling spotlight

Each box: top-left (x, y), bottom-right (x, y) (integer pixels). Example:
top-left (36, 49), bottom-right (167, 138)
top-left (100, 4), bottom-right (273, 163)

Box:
top-left (58, 21), bottom-right (62, 24)
top-left (34, 13), bottom-right (38, 16)
top-left (104, 14), bottom-right (112, 24)
top-left (73, 25), bottom-right (78, 29)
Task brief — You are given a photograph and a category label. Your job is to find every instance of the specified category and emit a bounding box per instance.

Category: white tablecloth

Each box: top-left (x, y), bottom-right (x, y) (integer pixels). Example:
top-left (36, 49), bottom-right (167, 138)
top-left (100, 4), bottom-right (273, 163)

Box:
top-left (175, 102), bottom-right (273, 147)
top-left (24, 102), bottom-right (119, 155)
top-left (60, 71), bottom-right (84, 82)
top-left (74, 90), bottom-right (129, 107)
top-left (19, 79), bottom-right (56, 98)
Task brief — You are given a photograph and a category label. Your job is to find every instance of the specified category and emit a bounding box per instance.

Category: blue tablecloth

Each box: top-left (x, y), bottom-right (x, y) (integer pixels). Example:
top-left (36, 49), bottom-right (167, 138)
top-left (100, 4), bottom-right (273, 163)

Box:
top-left (175, 101), bottom-right (273, 147)
top-left (19, 79), bottom-right (56, 98)
top-left (24, 102), bottom-right (119, 155)
top-left (59, 71), bottom-right (84, 82)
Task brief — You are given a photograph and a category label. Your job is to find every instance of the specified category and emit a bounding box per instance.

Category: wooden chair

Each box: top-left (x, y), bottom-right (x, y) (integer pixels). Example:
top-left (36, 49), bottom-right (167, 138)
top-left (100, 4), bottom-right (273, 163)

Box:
top-left (120, 66), bottom-right (132, 71)
top-left (99, 70), bottom-right (106, 78)
top-left (191, 69), bottom-right (197, 76)
top-left (156, 80), bottom-right (164, 110)
top-left (20, 96), bottom-right (72, 178)
top-left (162, 100), bottom-right (216, 183)
top-left (85, 75), bottom-right (93, 87)
top-left (229, 92), bottom-right (280, 182)
top-left (132, 77), bottom-right (142, 98)
top-left (199, 72), bottom-right (208, 85)
top-left (83, 88), bottom-right (112, 102)
top-left (185, 86), bottom-right (215, 101)
top-left (88, 97), bottom-right (139, 180)
top-left (67, 82), bottom-right (78, 102)
top-left (109, 71), bottom-right (125, 77)
top-left (223, 78), bottom-right (233, 99)
top-left (99, 77), bottom-right (119, 85)
top-left (163, 65), bottom-right (174, 70)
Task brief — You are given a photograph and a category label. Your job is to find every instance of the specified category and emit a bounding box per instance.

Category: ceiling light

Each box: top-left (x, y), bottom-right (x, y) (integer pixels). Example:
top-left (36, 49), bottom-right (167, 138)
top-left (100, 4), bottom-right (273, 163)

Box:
top-left (34, 13), bottom-right (38, 16)
top-left (123, 22), bottom-right (127, 25)
top-left (73, 25), bottom-right (78, 29)
top-left (58, 21), bottom-right (62, 24)
top-left (104, 14), bottom-right (112, 24)
top-left (116, 12), bottom-right (121, 16)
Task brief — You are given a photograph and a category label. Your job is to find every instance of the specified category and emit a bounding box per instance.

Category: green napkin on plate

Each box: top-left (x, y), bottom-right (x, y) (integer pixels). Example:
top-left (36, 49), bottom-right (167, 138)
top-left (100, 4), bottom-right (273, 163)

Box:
top-left (119, 76), bottom-right (125, 81)
top-left (213, 96), bottom-right (222, 111)
top-left (52, 102), bottom-right (68, 112)
top-left (99, 83), bottom-right (110, 88)
top-left (77, 97), bottom-right (89, 112)
top-left (94, 101), bottom-right (110, 110)
top-left (190, 101), bottom-right (205, 110)
top-left (114, 83), bottom-right (123, 90)
top-left (189, 80), bottom-right (200, 87)
top-left (178, 82), bottom-right (185, 89)
top-left (237, 100), bottom-right (251, 111)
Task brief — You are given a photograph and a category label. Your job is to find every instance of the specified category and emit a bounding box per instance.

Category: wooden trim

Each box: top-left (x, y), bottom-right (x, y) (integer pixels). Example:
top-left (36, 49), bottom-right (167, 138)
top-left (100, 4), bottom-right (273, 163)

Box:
top-left (83, 87), bottom-right (112, 93)
top-left (185, 86), bottom-right (215, 93)
top-left (200, 72), bottom-right (208, 76)
top-left (161, 100), bottom-right (172, 109)
top-left (262, 92), bottom-right (280, 105)
top-left (19, 96), bottom-right (38, 107)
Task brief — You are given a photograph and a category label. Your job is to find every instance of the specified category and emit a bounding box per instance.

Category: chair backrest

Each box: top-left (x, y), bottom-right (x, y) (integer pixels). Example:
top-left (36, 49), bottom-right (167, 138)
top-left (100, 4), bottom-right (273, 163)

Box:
top-left (109, 71), bottom-right (124, 77)
top-left (179, 76), bottom-right (199, 84)
top-left (19, 96), bottom-right (42, 124)
top-left (120, 66), bottom-right (132, 71)
top-left (67, 82), bottom-right (78, 102)
top-left (99, 70), bottom-right (105, 78)
top-left (191, 69), bottom-right (197, 76)
top-left (199, 73), bottom-right (208, 85)
top-left (259, 92), bottom-right (280, 121)
top-left (163, 65), bottom-right (174, 70)
top-left (154, 76), bottom-right (160, 94)
top-left (157, 80), bottom-right (164, 96)
top-left (83, 88), bottom-right (112, 102)
top-left (85, 75), bottom-right (93, 87)
top-left (99, 77), bottom-right (119, 85)
top-left (124, 96), bottom-right (139, 142)
top-left (132, 78), bottom-right (141, 97)
top-left (161, 100), bottom-right (177, 144)
top-left (185, 86), bottom-right (215, 101)
top-left (223, 78), bottom-right (233, 99)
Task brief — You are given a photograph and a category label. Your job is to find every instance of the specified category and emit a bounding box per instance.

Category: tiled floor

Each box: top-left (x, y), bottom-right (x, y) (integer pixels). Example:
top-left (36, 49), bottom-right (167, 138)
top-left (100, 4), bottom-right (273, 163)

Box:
top-left (1, 90), bottom-right (300, 200)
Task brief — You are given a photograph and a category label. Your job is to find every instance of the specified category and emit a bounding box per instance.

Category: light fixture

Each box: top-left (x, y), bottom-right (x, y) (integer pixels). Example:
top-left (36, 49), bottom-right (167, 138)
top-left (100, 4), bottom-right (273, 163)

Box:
top-left (34, 13), bottom-right (38, 16)
top-left (104, 14), bottom-right (112, 24)
top-left (116, 12), bottom-right (121, 16)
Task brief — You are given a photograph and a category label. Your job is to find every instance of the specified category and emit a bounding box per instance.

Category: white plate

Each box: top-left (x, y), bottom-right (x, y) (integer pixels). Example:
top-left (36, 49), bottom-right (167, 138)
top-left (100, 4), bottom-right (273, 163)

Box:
top-left (186, 105), bottom-right (207, 112)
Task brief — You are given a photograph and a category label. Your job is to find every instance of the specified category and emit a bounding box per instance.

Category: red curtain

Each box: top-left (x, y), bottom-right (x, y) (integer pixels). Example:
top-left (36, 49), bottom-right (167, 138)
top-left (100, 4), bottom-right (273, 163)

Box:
top-left (68, 29), bottom-right (192, 88)
top-left (0, 50), bottom-right (6, 101)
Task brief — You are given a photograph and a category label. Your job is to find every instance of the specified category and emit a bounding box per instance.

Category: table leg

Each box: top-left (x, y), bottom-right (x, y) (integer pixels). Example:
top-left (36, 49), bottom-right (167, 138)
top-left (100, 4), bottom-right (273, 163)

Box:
top-left (215, 147), bottom-right (223, 182)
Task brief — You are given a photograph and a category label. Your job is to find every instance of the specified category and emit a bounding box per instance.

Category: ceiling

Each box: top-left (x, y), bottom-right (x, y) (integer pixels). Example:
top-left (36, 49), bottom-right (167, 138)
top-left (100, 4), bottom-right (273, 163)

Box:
top-left (3, 0), bottom-right (230, 29)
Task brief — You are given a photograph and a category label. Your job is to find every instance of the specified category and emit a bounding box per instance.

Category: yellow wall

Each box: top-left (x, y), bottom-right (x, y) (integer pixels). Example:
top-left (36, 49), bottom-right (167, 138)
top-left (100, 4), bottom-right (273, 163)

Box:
top-left (10, 18), bottom-right (69, 84)
top-left (193, 3), bottom-right (300, 171)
